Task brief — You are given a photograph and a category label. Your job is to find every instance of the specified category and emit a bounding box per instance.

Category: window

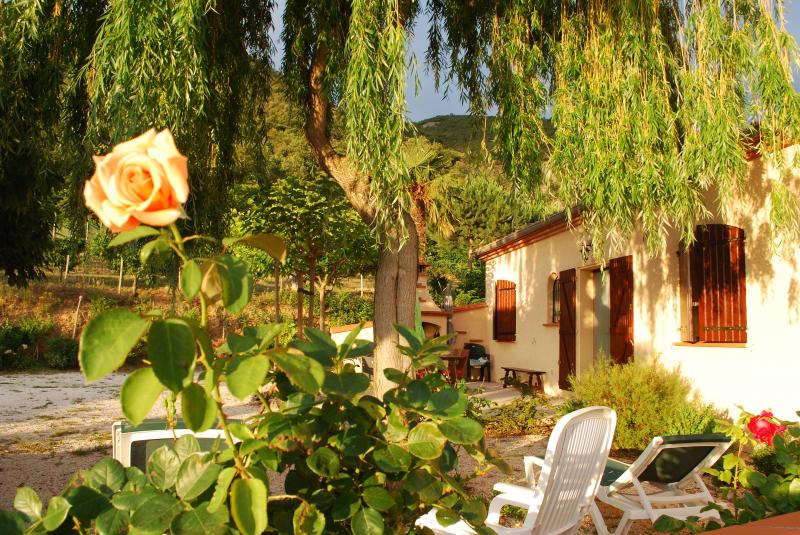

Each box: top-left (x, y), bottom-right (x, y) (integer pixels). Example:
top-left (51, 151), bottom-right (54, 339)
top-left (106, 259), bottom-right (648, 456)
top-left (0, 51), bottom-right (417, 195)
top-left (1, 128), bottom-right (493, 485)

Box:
top-left (678, 224), bottom-right (747, 343)
top-left (493, 280), bottom-right (516, 341)
top-left (547, 273), bottom-right (560, 324)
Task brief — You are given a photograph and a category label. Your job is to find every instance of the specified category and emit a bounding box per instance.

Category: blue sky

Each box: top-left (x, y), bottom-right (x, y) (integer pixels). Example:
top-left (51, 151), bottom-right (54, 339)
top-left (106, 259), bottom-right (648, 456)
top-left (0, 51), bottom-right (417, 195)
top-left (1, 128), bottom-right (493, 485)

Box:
top-left (270, 2), bottom-right (800, 122)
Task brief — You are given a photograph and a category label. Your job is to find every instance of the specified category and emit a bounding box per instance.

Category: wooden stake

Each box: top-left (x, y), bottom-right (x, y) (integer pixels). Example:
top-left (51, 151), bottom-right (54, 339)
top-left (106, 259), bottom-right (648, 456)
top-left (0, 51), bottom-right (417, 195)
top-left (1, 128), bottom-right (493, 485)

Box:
top-left (360, 273), bottom-right (364, 297)
top-left (72, 295), bottom-right (83, 339)
top-left (117, 257), bottom-right (124, 294)
top-left (64, 254), bottom-right (70, 280)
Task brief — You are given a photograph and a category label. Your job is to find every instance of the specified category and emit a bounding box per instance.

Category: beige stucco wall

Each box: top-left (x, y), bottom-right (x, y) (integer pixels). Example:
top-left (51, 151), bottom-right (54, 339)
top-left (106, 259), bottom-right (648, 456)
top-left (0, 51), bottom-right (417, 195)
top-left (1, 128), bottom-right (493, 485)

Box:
top-left (451, 304), bottom-right (490, 349)
top-left (482, 146), bottom-right (800, 420)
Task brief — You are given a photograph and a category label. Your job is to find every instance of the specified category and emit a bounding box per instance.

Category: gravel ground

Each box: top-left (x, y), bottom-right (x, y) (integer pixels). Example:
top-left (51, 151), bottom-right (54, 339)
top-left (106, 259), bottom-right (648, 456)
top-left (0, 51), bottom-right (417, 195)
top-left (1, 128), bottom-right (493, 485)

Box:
top-left (0, 371), bottom-right (659, 533)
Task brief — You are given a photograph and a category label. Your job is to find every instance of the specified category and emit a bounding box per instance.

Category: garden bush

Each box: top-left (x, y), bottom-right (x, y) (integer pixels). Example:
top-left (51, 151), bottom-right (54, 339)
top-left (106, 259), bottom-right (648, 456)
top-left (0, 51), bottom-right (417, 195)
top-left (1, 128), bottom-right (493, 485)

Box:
top-left (326, 291), bottom-right (374, 326)
top-left (44, 337), bottom-right (79, 369)
top-left (569, 359), bottom-right (717, 450)
top-left (0, 318), bottom-right (54, 369)
top-left (482, 396), bottom-right (551, 437)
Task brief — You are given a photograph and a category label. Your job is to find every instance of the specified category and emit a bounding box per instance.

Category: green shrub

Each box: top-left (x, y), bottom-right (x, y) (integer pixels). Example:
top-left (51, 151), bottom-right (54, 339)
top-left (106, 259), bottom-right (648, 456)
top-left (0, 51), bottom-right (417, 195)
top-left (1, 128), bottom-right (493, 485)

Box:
top-left (750, 444), bottom-right (780, 475)
top-left (326, 291), bottom-right (374, 326)
top-left (570, 359), bottom-right (718, 450)
top-left (89, 294), bottom-right (119, 317)
top-left (0, 318), bottom-right (54, 369)
top-left (44, 337), bottom-right (79, 369)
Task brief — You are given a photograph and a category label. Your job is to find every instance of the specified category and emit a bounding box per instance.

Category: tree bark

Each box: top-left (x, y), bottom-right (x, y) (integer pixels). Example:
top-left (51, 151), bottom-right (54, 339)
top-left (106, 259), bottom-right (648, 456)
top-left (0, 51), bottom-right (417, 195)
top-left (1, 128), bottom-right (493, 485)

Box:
top-left (304, 44), bottom-right (418, 396)
top-left (308, 254), bottom-right (317, 330)
top-left (296, 271), bottom-right (304, 338)
top-left (318, 276), bottom-right (327, 331)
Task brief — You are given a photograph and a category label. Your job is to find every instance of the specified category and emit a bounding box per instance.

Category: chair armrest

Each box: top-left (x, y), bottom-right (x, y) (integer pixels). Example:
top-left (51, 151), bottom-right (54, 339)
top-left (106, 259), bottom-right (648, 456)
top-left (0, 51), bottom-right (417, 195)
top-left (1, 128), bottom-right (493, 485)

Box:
top-left (493, 482), bottom-right (538, 499)
top-left (524, 455), bottom-right (545, 488)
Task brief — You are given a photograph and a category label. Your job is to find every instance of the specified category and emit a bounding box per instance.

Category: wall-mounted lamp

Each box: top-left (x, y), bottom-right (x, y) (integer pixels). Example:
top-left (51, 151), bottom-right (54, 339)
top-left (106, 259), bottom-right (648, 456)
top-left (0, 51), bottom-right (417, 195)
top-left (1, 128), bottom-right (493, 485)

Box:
top-left (580, 241), bottom-right (593, 263)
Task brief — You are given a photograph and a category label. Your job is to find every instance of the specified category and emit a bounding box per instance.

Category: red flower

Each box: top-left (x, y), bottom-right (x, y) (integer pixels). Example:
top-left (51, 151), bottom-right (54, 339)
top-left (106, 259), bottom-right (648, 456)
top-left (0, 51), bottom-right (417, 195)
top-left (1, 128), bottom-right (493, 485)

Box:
top-left (747, 411), bottom-right (787, 446)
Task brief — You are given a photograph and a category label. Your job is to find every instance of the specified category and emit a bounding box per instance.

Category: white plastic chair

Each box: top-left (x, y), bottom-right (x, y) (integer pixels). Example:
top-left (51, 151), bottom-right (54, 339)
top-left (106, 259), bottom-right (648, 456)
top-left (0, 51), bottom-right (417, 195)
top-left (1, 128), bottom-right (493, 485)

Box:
top-left (590, 434), bottom-right (731, 535)
top-left (415, 406), bottom-right (617, 534)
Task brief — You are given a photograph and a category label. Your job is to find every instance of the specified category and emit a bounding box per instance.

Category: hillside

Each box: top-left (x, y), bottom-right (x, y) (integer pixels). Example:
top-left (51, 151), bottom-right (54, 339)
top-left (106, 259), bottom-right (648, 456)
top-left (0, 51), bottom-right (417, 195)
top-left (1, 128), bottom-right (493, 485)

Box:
top-left (414, 114), bottom-right (555, 153)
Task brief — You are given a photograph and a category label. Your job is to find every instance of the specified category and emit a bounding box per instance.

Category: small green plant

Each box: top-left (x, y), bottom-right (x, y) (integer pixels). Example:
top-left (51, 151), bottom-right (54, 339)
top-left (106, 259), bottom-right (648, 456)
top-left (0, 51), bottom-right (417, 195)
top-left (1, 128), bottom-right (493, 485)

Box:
top-left (327, 291), bottom-right (374, 326)
top-left (482, 396), bottom-right (549, 437)
top-left (88, 294), bottom-right (119, 317)
top-left (44, 337), bottom-right (79, 369)
top-left (570, 359), bottom-right (717, 450)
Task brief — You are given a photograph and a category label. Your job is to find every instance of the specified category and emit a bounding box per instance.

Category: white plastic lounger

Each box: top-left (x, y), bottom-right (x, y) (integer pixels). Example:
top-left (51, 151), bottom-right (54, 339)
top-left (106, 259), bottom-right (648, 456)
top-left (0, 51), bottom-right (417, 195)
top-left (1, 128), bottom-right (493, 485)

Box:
top-left (590, 434), bottom-right (731, 535)
top-left (416, 406), bottom-right (617, 535)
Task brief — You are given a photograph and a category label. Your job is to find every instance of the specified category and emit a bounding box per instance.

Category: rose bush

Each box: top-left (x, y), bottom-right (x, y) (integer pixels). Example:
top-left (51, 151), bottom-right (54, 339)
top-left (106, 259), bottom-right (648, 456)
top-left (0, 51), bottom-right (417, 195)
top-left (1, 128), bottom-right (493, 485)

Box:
top-left (655, 408), bottom-right (800, 533)
top-left (0, 132), bottom-right (502, 535)
top-left (84, 129), bottom-right (189, 231)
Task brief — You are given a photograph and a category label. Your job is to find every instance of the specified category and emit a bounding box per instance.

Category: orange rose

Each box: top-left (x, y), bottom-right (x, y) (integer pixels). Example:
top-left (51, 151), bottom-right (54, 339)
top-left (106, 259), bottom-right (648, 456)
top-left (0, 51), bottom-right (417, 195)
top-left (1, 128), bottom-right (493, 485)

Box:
top-left (84, 129), bottom-right (189, 232)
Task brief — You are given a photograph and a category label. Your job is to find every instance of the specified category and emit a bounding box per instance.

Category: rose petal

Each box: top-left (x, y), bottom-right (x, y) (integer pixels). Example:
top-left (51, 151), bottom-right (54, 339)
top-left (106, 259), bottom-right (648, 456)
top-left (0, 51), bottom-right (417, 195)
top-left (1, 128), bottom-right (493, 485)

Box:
top-left (112, 129), bottom-right (157, 155)
top-left (132, 208), bottom-right (183, 227)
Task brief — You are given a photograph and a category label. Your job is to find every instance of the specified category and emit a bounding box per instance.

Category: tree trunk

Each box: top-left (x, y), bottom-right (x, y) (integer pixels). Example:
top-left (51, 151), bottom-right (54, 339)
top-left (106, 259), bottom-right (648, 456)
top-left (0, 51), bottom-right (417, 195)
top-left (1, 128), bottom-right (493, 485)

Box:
top-left (308, 255), bottom-right (317, 331)
top-left (372, 212), bottom-right (418, 396)
top-left (318, 278), bottom-right (327, 332)
top-left (296, 272), bottom-right (304, 338)
top-left (304, 44), bottom-right (418, 396)
top-left (274, 261), bottom-right (280, 324)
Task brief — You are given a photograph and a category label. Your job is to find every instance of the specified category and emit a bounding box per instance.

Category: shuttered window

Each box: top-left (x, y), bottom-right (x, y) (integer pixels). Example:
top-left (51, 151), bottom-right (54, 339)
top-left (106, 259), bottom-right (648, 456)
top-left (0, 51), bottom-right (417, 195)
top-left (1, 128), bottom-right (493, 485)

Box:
top-left (493, 280), bottom-right (516, 341)
top-left (678, 224), bottom-right (747, 343)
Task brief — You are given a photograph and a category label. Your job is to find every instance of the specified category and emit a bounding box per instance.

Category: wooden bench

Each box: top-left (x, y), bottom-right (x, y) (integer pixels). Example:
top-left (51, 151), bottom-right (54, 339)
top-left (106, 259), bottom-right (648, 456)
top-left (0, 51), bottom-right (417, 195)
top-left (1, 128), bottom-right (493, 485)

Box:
top-left (501, 367), bottom-right (546, 392)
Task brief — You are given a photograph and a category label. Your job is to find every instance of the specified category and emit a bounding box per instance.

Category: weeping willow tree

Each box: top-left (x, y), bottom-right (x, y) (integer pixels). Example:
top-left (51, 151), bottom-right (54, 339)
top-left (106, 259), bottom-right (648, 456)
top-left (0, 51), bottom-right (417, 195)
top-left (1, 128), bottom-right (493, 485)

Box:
top-left (2, 0), bottom-right (799, 391)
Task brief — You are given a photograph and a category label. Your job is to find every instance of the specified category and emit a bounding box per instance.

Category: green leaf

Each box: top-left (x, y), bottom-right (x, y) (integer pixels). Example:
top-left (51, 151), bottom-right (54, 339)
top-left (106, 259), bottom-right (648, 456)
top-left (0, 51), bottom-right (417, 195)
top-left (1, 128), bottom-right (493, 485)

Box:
top-left (80, 309), bottom-right (148, 383)
top-left (94, 507), bottom-right (129, 535)
top-left (181, 259), bottom-right (202, 299)
top-left (208, 467), bottom-right (236, 513)
top-left (41, 496), bottom-right (70, 531)
top-left (461, 498), bottom-right (487, 524)
top-left (148, 445), bottom-right (180, 491)
top-left (404, 470), bottom-right (443, 502)
top-left (218, 254), bottom-right (252, 314)
top-left (372, 445), bottom-right (412, 473)
top-left (110, 488), bottom-right (157, 511)
top-left (182, 383), bottom-right (216, 432)
top-left (176, 454), bottom-right (223, 501)
top-left (383, 368), bottom-right (407, 384)
top-left (306, 447), bottom-right (340, 478)
top-left (174, 434), bottom-right (201, 461)
top-left (268, 350), bottom-right (324, 394)
top-left (244, 324), bottom-right (284, 349)
top-left (140, 237), bottom-right (171, 264)
top-left (108, 226), bottom-right (160, 247)
top-left (0, 510), bottom-right (27, 535)
top-left (408, 422), bottom-right (447, 460)
top-left (395, 325), bottom-right (422, 352)
top-left (384, 409), bottom-right (408, 442)
top-left (324, 372), bottom-right (371, 398)
top-left (64, 485), bottom-right (110, 522)
top-left (226, 355), bottom-right (269, 400)
top-left (224, 234), bottom-right (287, 263)
top-left (85, 458), bottom-right (127, 495)
top-left (230, 478), bottom-right (268, 535)
top-left (121, 367), bottom-right (163, 425)
top-left (228, 421), bottom-right (254, 440)
top-left (351, 507), bottom-right (384, 535)
top-left (331, 493), bottom-right (361, 521)
top-left (362, 487), bottom-right (395, 512)
top-left (438, 417), bottom-right (484, 445)
top-left (406, 380), bottom-right (431, 407)
top-left (172, 502), bottom-right (230, 535)
top-left (148, 318), bottom-right (196, 392)
top-left (130, 492), bottom-right (182, 533)
top-left (13, 487), bottom-right (41, 520)
top-left (293, 502), bottom-right (325, 535)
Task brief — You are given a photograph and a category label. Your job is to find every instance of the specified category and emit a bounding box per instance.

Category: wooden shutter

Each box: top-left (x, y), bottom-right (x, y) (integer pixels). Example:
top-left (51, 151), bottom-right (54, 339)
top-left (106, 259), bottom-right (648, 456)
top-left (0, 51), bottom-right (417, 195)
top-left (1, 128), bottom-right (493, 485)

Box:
top-left (679, 225), bottom-right (747, 343)
top-left (609, 256), bottom-right (634, 364)
top-left (493, 280), bottom-right (516, 341)
top-left (558, 269), bottom-right (576, 389)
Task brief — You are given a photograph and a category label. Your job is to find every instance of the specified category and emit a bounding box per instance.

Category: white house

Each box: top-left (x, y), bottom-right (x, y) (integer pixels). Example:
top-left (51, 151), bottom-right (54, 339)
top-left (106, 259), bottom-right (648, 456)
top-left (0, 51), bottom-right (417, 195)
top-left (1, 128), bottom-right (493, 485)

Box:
top-left (453, 145), bottom-right (800, 420)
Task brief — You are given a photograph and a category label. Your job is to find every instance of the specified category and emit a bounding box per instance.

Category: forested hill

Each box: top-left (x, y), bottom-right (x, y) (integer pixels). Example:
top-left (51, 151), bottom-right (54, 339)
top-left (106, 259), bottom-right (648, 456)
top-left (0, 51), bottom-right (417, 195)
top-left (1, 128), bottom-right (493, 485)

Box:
top-left (414, 114), bottom-right (555, 153)
top-left (414, 115), bottom-right (494, 152)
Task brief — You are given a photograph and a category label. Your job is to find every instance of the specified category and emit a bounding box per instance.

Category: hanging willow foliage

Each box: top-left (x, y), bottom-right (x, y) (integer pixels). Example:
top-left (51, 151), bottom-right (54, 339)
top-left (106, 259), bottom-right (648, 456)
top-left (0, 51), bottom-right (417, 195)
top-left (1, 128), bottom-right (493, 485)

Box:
top-left (343, 0), bottom-right (411, 237)
top-left (427, 0), bottom-right (800, 253)
top-left (85, 0), bottom-right (273, 238)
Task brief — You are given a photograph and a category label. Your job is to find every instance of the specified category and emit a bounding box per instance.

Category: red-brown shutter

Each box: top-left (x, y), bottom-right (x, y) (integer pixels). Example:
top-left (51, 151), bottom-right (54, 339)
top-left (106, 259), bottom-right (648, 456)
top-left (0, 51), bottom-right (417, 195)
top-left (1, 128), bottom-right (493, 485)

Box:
top-left (558, 269), bottom-right (576, 389)
top-left (493, 280), bottom-right (516, 341)
top-left (694, 225), bottom-right (747, 343)
top-left (609, 256), bottom-right (634, 364)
